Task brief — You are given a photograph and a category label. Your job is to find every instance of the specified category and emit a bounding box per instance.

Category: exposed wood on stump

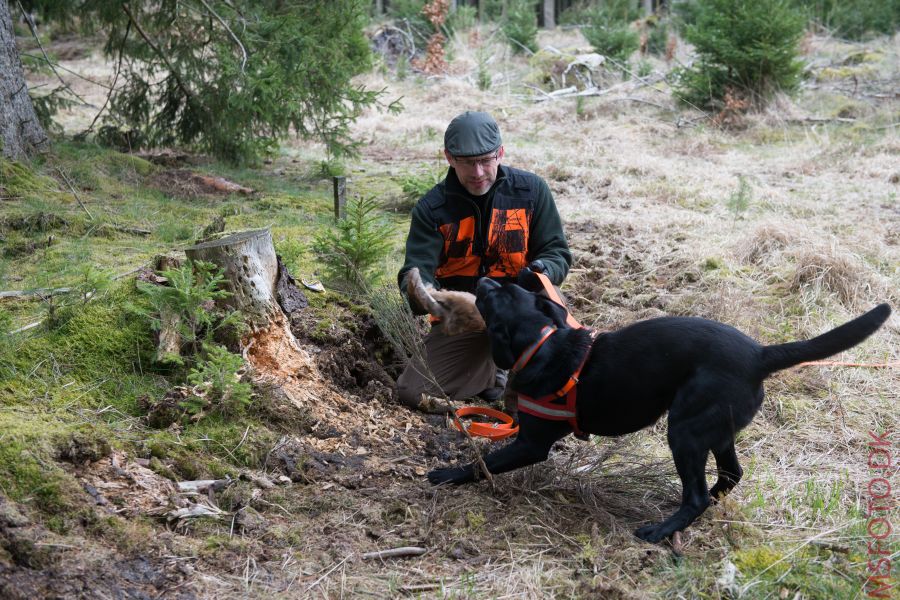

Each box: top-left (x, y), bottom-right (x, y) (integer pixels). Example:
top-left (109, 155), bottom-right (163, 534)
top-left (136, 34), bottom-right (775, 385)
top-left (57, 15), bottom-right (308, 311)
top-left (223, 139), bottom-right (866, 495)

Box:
top-left (184, 229), bottom-right (314, 381)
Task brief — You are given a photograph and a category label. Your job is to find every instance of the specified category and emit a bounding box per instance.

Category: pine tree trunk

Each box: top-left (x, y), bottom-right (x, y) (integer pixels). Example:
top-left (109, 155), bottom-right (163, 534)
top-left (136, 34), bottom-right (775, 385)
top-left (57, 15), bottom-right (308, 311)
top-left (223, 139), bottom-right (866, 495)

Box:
top-left (0, 0), bottom-right (48, 160)
top-left (543, 0), bottom-right (555, 29)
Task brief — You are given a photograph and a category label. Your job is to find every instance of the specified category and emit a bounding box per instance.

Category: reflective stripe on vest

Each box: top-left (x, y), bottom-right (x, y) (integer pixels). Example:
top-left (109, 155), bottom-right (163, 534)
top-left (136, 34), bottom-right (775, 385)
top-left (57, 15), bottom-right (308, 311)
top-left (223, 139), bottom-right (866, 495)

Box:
top-left (518, 396), bottom-right (576, 420)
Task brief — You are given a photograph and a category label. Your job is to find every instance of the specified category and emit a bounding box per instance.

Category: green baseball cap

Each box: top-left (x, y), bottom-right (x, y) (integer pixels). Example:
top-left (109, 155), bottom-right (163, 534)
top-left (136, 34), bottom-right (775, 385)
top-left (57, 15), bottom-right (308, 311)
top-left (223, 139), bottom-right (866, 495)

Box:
top-left (444, 111), bottom-right (502, 157)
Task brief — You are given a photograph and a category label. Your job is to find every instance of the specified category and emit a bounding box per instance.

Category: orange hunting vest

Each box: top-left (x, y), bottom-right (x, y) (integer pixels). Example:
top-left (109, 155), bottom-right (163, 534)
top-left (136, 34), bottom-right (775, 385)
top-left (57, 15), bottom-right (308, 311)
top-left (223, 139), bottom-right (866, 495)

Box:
top-left (426, 167), bottom-right (540, 291)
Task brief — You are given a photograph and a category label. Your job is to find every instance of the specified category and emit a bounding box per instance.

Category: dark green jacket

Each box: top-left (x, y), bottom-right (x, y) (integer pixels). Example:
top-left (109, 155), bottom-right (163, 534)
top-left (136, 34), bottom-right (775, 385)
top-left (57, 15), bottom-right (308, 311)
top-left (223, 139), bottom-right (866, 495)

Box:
top-left (398, 164), bottom-right (571, 313)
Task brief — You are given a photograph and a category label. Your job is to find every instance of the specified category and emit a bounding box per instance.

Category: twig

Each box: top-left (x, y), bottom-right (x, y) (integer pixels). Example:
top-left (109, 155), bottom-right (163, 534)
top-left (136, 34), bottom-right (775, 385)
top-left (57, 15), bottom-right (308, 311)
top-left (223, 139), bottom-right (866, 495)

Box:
top-left (786, 116), bottom-right (857, 124)
top-left (441, 395), bottom-right (496, 489)
top-left (102, 223), bottom-right (151, 236)
top-left (122, 3), bottom-right (199, 106)
top-left (56, 168), bottom-right (93, 221)
top-left (361, 546), bottom-right (427, 560)
top-left (84, 20), bottom-right (130, 136)
top-left (16, 0), bottom-right (89, 105)
top-left (232, 424), bottom-right (251, 454)
top-left (11, 321), bottom-right (42, 335)
top-left (18, 53), bottom-right (112, 90)
top-left (304, 554), bottom-right (353, 594)
top-left (506, 36), bottom-right (535, 56)
top-left (0, 287), bottom-right (71, 299)
top-left (197, 0), bottom-right (248, 73)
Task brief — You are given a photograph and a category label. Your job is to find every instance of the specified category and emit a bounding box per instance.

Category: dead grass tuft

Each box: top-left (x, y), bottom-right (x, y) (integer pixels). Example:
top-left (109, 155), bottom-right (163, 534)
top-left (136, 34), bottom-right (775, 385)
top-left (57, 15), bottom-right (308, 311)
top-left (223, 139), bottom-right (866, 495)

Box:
top-left (733, 222), bottom-right (796, 266)
top-left (788, 244), bottom-right (876, 308)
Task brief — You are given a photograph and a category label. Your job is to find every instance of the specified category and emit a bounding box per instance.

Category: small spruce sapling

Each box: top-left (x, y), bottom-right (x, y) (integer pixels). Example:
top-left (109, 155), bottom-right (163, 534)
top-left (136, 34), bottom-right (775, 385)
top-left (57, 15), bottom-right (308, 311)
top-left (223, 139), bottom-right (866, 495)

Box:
top-left (726, 175), bottom-right (752, 225)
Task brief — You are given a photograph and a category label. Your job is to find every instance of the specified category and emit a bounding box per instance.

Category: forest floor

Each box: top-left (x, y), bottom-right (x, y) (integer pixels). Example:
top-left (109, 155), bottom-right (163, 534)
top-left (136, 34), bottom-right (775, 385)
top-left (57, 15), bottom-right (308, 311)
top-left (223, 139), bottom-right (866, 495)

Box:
top-left (1, 23), bottom-right (898, 599)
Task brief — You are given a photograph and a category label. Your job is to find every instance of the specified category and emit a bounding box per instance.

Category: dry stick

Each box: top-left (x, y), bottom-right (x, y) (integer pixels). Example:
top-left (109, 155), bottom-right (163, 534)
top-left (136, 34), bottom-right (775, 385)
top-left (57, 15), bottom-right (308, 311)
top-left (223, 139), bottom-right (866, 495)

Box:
top-left (56, 168), bottom-right (94, 221)
top-left (197, 0), bottom-right (248, 73)
top-left (370, 285), bottom-right (496, 488)
top-left (122, 3), bottom-right (199, 106)
top-left (0, 287), bottom-right (71, 299)
top-left (361, 546), bottom-right (427, 560)
top-left (440, 393), bottom-right (496, 490)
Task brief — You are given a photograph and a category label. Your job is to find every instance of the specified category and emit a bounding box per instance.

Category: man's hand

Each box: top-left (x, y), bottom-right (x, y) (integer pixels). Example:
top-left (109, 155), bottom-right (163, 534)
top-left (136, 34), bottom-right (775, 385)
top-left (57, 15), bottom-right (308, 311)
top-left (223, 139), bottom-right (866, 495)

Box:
top-left (527, 260), bottom-right (546, 274)
top-left (517, 261), bottom-right (546, 292)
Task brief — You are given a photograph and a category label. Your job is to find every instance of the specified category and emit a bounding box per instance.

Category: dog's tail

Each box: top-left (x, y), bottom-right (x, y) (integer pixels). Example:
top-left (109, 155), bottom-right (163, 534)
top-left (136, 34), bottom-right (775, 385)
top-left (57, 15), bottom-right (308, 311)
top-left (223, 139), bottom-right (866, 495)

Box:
top-left (759, 303), bottom-right (891, 375)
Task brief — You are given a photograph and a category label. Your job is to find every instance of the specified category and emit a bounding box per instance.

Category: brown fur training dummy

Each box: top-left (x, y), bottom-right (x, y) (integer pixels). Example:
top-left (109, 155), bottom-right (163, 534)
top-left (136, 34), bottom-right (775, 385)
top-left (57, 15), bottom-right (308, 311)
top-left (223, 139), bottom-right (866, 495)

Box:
top-left (405, 267), bottom-right (485, 334)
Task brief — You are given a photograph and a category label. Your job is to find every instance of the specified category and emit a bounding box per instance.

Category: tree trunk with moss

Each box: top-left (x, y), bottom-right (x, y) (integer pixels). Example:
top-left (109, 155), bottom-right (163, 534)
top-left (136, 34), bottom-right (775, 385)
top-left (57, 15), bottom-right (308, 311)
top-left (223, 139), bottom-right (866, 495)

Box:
top-left (0, 0), bottom-right (48, 160)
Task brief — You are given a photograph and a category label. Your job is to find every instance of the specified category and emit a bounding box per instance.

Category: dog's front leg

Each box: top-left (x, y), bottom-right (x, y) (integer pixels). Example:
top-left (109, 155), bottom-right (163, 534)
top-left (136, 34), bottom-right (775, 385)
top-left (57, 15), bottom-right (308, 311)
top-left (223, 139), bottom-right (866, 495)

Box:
top-left (428, 415), bottom-right (570, 485)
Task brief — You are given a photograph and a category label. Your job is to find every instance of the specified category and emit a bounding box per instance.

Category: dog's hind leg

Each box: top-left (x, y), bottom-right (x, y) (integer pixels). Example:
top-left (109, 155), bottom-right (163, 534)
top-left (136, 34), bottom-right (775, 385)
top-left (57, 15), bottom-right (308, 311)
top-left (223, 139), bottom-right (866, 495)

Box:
top-left (709, 442), bottom-right (742, 501)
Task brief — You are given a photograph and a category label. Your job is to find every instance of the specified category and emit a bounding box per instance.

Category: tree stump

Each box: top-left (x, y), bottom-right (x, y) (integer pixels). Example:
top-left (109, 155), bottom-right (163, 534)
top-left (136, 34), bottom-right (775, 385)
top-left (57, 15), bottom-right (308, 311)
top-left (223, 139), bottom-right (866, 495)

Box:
top-left (185, 228), bottom-right (315, 381)
top-left (185, 229), bottom-right (281, 331)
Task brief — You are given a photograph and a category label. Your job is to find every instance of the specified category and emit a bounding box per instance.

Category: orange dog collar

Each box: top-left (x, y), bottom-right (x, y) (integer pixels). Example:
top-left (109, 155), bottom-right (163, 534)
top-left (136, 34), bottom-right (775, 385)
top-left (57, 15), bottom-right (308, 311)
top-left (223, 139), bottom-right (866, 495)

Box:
top-left (453, 406), bottom-right (519, 441)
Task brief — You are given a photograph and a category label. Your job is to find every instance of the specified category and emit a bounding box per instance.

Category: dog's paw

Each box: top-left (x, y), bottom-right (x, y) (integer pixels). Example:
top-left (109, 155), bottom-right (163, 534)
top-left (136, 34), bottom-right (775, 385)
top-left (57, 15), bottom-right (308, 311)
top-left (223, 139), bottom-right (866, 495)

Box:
top-left (634, 523), bottom-right (671, 544)
top-left (427, 466), bottom-right (468, 485)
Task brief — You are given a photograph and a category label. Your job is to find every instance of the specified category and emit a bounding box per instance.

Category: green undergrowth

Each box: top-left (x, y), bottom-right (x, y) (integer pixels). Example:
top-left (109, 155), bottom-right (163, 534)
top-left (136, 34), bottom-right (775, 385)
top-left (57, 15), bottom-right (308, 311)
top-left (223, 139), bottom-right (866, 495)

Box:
top-left (1, 144), bottom-right (408, 542)
top-left (1, 142), bottom-right (406, 328)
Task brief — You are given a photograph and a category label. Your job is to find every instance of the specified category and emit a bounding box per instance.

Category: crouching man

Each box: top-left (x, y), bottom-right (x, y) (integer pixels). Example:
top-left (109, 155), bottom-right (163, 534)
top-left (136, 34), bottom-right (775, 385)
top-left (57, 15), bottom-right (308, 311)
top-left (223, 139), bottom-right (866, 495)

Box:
top-left (396, 110), bottom-right (572, 412)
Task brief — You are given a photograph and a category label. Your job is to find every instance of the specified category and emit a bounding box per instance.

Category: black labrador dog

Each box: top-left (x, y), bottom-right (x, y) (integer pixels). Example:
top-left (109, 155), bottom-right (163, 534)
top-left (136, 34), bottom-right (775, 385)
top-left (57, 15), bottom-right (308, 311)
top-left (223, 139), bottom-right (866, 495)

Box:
top-left (428, 273), bottom-right (891, 543)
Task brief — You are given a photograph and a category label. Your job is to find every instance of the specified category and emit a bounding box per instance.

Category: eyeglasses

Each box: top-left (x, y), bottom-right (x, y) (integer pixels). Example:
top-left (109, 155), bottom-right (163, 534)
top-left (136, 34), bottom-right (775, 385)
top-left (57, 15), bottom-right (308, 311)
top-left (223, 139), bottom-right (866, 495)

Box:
top-left (453, 152), bottom-right (500, 169)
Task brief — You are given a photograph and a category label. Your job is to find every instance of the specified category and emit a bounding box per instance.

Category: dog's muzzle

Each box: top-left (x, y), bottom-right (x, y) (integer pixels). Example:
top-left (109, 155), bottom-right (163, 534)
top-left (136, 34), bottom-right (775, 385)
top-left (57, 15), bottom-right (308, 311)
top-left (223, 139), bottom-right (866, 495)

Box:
top-left (476, 277), bottom-right (500, 300)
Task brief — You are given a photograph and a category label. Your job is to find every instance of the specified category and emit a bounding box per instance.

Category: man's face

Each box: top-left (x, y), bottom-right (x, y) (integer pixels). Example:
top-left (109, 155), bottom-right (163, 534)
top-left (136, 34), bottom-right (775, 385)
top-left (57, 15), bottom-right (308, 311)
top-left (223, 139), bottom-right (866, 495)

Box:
top-left (445, 146), bottom-right (504, 196)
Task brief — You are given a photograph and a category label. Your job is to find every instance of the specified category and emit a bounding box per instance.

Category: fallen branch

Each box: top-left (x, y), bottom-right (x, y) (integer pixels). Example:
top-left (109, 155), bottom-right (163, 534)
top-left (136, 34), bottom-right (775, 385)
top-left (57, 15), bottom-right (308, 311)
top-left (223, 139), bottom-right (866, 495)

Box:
top-left (167, 503), bottom-right (225, 521)
top-left (56, 168), bottom-right (94, 221)
top-left (0, 287), bottom-right (72, 300)
top-left (176, 478), bottom-right (232, 494)
top-left (102, 223), bottom-right (152, 236)
top-left (361, 546), bottom-right (427, 560)
top-left (787, 116), bottom-right (857, 124)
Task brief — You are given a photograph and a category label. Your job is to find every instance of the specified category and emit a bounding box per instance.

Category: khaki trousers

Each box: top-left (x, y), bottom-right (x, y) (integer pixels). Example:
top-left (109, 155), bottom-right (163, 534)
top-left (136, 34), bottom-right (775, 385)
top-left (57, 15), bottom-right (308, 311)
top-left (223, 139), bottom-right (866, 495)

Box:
top-left (396, 323), bottom-right (496, 407)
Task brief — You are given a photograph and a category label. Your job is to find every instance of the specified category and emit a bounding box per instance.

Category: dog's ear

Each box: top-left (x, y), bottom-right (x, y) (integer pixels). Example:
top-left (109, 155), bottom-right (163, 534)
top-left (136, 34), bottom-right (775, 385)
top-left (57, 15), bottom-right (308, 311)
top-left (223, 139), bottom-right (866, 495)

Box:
top-left (536, 296), bottom-right (570, 328)
top-left (487, 322), bottom-right (516, 369)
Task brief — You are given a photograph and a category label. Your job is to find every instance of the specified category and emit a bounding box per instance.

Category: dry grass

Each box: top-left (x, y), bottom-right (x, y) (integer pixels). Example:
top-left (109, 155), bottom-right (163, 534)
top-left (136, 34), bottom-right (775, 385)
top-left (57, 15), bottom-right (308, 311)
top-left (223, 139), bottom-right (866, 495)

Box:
top-left (343, 24), bottom-right (900, 599)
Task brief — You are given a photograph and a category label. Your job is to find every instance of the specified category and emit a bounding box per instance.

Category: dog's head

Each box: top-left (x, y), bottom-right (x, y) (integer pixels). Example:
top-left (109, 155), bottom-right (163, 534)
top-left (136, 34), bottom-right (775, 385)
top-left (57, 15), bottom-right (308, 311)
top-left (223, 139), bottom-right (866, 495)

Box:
top-left (475, 278), bottom-right (571, 369)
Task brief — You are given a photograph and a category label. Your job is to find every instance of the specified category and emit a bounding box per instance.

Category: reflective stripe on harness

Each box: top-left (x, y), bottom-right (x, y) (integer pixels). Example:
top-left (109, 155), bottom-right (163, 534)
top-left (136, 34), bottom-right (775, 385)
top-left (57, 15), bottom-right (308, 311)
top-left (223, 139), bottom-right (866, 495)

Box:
top-left (517, 334), bottom-right (592, 439)
top-left (513, 272), bottom-right (595, 439)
